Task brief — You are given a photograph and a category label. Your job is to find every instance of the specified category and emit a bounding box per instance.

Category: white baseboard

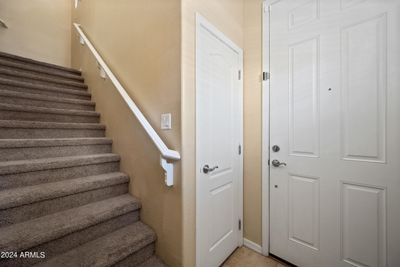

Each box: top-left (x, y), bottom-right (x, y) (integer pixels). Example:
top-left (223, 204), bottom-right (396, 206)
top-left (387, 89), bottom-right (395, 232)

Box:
top-left (243, 238), bottom-right (262, 254)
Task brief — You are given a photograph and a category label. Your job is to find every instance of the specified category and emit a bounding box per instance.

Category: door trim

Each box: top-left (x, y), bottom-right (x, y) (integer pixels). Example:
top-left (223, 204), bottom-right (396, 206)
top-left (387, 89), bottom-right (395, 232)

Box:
top-left (195, 13), bottom-right (244, 266)
top-left (262, 0), bottom-right (272, 256)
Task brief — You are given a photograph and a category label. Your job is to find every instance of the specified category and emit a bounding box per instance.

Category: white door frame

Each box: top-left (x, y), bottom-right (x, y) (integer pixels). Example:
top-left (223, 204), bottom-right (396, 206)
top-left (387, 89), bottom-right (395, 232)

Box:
top-left (261, 0), bottom-right (272, 256)
top-left (195, 13), bottom-right (244, 266)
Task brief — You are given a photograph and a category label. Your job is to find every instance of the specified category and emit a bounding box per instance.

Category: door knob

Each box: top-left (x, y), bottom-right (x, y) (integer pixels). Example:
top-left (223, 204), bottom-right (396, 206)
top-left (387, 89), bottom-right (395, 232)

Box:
top-left (203, 164), bottom-right (219, 174)
top-left (271, 159), bottom-right (287, 167)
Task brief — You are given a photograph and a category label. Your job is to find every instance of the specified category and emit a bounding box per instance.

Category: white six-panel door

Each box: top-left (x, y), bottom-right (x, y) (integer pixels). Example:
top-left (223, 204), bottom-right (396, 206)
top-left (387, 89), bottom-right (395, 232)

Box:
top-left (269, 0), bottom-right (400, 266)
top-left (196, 14), bottom-right (243, 267)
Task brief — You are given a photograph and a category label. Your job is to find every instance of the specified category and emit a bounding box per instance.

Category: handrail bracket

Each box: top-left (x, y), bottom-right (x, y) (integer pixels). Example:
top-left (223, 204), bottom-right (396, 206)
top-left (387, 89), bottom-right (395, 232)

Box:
top-left (0, 18), bottom-right (8, 29)
top-left (161, 157), bottom-right (174, 187)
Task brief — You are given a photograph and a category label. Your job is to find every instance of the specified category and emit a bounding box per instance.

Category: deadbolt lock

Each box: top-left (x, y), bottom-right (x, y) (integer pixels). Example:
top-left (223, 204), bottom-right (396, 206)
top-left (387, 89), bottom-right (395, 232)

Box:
top-left (272, 145), bottom-right (280, 152)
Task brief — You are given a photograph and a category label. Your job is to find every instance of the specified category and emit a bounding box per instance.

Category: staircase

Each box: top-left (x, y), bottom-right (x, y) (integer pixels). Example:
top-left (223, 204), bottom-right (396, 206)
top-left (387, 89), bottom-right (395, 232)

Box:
top-left (0, 51), bottom-right (166, 267)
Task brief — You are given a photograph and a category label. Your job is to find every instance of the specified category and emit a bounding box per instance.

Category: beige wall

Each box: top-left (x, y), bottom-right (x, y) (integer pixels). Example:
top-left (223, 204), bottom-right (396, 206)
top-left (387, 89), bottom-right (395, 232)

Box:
top-left (181, 1), bottom-right (245, 266)
top-left (243, 0), bottom-right (263, 246)
top-left (71, 1), bottom-right (182, 266)
top-left (0, 0), bottom-right (71, 67)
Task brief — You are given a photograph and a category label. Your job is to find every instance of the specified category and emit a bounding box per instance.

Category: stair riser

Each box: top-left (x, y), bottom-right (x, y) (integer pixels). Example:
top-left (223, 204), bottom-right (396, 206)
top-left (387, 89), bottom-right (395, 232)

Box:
top-left (0, 127), bottom-right (105, 139)
top-left (0, 95), bottom-right (95, 111)
top-left (114, 244), bottom-right (155, 267)
top-left (0, 62), bottom-right (83, 83)
top-left (0, 183), bottom-right (129, 227)
top-left (0, 110), bottom-right (99, 124)
top-left (0, 161), bottom-right (120, 190)
top-left (1, 212), bottom-right (140, 267)
top-left (0, 53), bottom-right (81, 76)
top-left (0, 144), bottom-right (112, 161)
top-left (0, 84), bottom-right (91, 101)
top-left (0, 73), bottom-right (87, 91)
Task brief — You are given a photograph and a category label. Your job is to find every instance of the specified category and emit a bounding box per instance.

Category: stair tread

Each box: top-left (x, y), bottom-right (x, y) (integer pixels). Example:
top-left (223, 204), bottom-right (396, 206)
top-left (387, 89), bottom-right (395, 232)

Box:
top-left (0, 194), bottom-right (141, 252)
top-left (0, 59), bottom-right (83, 81)
top-left (138, 256), bottom-right (167, 267)
top-left (35, 221), bottom-right (155, 267)
top-left (0, 153), bottom-right (120, 175)
top-left (0, 137), bottom-right (112, 148)
top-left (0, 103), bottom-right (100, 117)
top-left (0, 120), bottom-right (105, 129)
top-left (0, 89), bottom-right (95, 106)
top-left (0, 172), bottom-right (129, 209)
top-left (0, 68), bottom-right (87, 88)
top-left (0, 103), bottom-right (98, 117)
top-left (0, 51), bottom-right (81, 75)
top-left (0, 77), bottom-right (91, 95)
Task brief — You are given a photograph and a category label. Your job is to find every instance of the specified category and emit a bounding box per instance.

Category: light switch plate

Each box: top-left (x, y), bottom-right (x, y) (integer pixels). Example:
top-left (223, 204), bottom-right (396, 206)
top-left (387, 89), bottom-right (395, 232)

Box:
top-left (161, 113), bottom-right (172, 130)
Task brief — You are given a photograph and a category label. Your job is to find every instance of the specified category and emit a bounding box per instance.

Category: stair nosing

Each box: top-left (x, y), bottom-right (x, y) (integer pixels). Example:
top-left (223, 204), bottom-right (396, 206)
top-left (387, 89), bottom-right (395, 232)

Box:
top-left (0, 194), bottom-right (141, 252)
top-left (0, 103), bottom-right (100, 117)
top-left (0, 77), bottom-right (91, 96)
top-left (0, 153), bottom-right (120, 175)
top-left (0, 51), bottom-right (81, 75)
top-left (0, 59), bottom-right (83, 81)
top-left (138, 256), bottom-right (167, 267)
top-left (0, 120), bottom-right (105, 129)
top-left (0, 68), bottom-right (87, 89)
top-left (0, 172), bottom-right (129, 210)
top-left (0, 89), bottom-right (95, 106)
top-left (0, 138), bottom-right (112, 148)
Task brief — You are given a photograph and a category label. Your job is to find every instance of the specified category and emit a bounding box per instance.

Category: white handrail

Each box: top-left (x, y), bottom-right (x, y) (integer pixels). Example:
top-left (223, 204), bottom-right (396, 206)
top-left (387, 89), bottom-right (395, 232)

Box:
top-left (73, 23), bottom-right (180, 186)
top-left (0, 18), bottom-right (8, 29)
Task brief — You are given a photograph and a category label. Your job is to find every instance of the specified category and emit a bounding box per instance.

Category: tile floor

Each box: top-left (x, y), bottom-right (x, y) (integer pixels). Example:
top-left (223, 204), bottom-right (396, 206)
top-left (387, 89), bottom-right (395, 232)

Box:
top-left (222, 247), bottom-right (290, 267)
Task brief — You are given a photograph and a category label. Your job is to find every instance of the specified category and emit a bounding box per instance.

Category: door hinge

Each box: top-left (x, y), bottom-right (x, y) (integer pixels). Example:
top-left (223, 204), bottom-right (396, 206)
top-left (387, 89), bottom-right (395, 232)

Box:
top-left (263, 3), bottom-right (271, 13)
top-left (263, 72), bottom-right (270, 81)
top-left (239, 219), bottom-right (242, 230)
top-left (238, 70), bottom-right (242, 80)
top-left (238, 145), bottom-right (242, 155)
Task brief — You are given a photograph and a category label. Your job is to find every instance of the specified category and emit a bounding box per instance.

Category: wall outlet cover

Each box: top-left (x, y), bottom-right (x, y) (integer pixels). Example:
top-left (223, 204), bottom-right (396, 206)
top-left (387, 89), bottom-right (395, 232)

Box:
top-left (161, 113), bottom-right (172, 130)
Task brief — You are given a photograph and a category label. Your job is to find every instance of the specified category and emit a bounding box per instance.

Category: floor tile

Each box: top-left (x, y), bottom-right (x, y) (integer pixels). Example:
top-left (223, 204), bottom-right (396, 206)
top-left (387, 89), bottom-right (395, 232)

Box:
top-left (222, 247), bottom-right (290, 267)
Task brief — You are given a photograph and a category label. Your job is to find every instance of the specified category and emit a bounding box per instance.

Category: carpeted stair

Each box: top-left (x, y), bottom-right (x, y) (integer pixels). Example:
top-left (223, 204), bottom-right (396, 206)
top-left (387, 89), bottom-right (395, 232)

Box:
top-left (0, 51), bottom-right (166, 267)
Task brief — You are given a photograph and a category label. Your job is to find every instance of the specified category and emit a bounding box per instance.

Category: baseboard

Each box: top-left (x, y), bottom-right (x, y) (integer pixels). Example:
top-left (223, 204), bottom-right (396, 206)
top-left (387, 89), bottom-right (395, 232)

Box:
top-left (243, 238), bottom-right (262, 254)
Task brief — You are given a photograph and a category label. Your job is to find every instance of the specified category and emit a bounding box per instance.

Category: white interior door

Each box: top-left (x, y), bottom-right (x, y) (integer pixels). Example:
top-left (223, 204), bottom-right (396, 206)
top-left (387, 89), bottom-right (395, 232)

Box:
top-left (196, 14), bottom-right (243, 267)
top-left (269, 0), bottom-right (400, 266)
